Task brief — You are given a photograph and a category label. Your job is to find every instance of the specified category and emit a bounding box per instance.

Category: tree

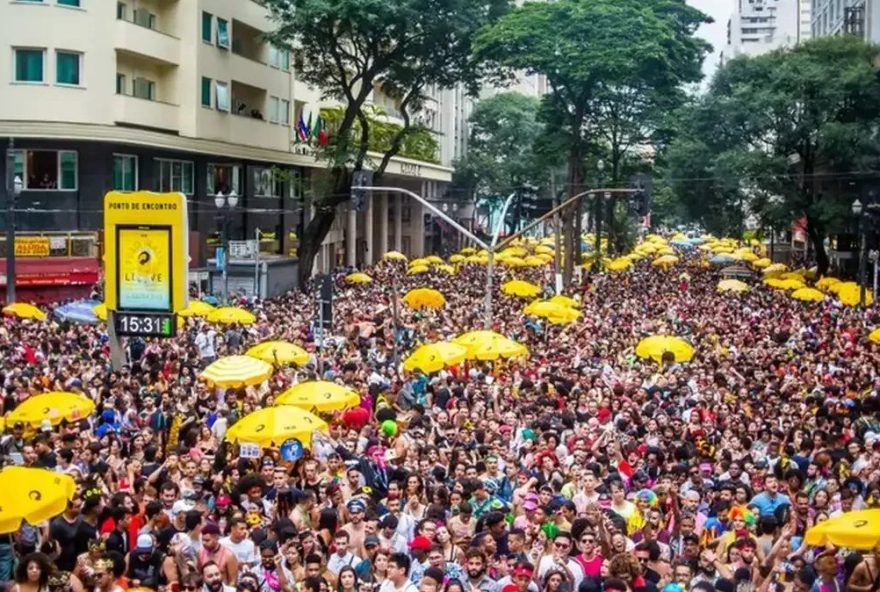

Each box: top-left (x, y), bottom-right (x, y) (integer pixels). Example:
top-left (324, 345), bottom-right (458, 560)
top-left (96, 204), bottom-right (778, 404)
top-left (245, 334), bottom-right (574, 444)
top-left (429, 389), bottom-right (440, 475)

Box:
top-left (453, 92), bottom-right (554, 232)
top-left (263, 0), bottom-right (508, 287)
top-left (665, 36), bottom-right (880, 274)
top-left (474, 0), bottom-right (709, 283)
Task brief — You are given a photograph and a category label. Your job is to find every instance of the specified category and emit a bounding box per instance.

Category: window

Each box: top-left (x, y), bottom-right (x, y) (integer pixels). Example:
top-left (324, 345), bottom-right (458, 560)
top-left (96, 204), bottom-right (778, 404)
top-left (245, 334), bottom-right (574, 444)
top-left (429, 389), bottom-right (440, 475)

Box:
top-left (269, 45), bottom-right (290, 71)
top-left (132, 77), bottom-right (155, 100)
top-left (133, 8), bottom-right (156, 29)
top-left (116, 73), bottom-right (126, 94)
top-left (268, 96), bottom-right (279, 123)
top-left (57, 0), bottom-right (80, 6)
top-left (14, 48), bottom-right (44, 83)
top-left (113, 154), bottom-right (138, 191)
top-left (157, 159), bottom-right (194, 194)
top-left (216, 18), bottom-right (229, 49)
top-left (117, 2), bottom-right (126, 19)
top-left (253, 167), bottom-right (282, 198)
top-left (12, 150), bottom-right (78, 191)
top-left (56, 51), bottom-right (81, 85)
top-left (280, 99), bottom-right (290, 125)
top-left (215, 80), bottom-right (229, 111)
top-left (202, 12), bottom-right (213, 43)
top-left (207, 164), bottom-right (241, 196)
top-left (201, 77), bottom-right (212, 107)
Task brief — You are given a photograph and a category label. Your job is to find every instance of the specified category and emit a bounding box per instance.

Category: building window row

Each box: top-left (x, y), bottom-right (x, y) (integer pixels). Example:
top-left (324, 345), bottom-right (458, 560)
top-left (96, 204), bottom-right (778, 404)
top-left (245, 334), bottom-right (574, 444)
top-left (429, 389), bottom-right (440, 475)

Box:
top-left (15, 0), bottom-right (80, 6)
top-left (12, 150), bottom-right (78, 191)
top-left (13, 48), bottom-right (82, 86)
top-left (117, 2), bottom-right (156, 30)
top-left (202, 12), bottom-right (229, 49)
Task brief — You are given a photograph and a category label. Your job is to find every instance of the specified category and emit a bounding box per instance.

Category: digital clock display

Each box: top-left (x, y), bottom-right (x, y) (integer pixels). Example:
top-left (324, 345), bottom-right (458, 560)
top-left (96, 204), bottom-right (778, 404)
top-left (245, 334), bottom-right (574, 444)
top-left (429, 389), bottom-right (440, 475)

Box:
top-left (115, 311), bottom-right (177, 338)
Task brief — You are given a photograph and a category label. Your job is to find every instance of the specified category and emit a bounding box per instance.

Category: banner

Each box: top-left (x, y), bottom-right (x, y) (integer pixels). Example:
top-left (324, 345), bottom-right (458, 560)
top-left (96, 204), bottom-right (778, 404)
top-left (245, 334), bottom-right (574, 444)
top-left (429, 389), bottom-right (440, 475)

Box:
top-left (14, 237), bottom-right (51, 257)
top-left (117, 227), bottom-right (172, 311)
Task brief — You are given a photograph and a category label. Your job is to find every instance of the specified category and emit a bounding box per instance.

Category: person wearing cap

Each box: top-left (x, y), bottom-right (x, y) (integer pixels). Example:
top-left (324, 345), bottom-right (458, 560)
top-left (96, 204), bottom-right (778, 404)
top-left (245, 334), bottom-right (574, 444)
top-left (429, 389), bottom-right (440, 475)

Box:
top-left (407, 535), bottom-right (431, 584)
top-left (126, 534), bottom-right (162, 589)
top-left (342, 499), bottom-right (368, 556)
top-left (355, 535), bottom-right (382, 580)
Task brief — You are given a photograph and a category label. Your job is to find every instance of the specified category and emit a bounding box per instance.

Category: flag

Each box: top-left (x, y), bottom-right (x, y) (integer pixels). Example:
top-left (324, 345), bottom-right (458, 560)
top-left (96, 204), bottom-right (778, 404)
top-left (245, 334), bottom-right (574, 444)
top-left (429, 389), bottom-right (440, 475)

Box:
top-left (296, 114), bottom-right (309, 143)
top-left (313, 116), bottom-right (328, 146)
top-left (306, 112), bottom-right (313, 141)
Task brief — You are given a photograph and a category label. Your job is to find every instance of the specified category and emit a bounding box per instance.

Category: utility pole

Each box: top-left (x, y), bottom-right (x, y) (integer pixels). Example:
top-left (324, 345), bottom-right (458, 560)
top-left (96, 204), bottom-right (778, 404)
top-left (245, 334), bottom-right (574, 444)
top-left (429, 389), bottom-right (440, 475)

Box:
top-left (6, 138), bottom-right (19, 304)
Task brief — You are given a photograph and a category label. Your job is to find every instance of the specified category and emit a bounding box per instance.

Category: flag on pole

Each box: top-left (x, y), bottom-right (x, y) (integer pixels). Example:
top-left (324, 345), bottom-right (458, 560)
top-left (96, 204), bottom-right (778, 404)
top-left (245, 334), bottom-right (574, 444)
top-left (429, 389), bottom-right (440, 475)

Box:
top-left (306, 112), bottom-right (314, 141)
top-left (313, 116), bottom-right (328, 146)
top-left (296, 114), bottom-right (309, 143)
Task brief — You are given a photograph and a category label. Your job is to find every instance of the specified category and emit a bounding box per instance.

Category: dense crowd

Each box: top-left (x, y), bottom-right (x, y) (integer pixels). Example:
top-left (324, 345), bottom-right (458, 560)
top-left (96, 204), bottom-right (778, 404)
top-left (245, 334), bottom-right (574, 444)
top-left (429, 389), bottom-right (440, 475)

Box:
top-left (2, 246), bottom-right (880, 592)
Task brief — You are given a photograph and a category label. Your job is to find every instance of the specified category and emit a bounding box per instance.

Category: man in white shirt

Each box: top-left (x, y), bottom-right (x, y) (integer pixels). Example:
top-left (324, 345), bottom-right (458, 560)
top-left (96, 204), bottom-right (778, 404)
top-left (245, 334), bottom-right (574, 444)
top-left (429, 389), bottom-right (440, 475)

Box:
top-left (536, 532), bottom-right (585, 590)
top-left (378, 553), bottom-right (418, 592)
top-left (195, 325), bottom-right (217, 364)
top-left (219, 517), bottom-right (257, 570)
top-left (326, 530), bottom-right (362, 575)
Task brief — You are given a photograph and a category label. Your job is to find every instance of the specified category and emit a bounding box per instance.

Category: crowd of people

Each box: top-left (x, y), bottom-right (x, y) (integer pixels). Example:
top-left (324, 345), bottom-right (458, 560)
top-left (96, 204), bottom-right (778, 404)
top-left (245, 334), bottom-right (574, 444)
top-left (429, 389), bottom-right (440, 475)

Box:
top-left (1, 241), bottom-right (880, 592)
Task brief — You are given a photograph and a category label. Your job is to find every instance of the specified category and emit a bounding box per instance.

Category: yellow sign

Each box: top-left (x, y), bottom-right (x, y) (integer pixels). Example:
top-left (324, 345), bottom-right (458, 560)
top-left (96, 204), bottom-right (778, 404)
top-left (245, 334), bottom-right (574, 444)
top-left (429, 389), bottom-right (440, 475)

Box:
top-left (15, 237), bottom-right (51, 257)
top-left (104, 192), bottom-right (189, 313)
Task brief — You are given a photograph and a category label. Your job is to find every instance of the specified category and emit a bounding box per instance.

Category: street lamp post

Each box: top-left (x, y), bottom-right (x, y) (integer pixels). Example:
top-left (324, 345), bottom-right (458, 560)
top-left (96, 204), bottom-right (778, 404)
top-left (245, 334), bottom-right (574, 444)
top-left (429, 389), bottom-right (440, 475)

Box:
top-left (5, 137), bottom-right (23, 304)
top-left (594, 160), bottom-right (605, 257)
top-left (852, 198), bottom-right (867, 308)
top-left (215, 190), bottom-right (239, 304)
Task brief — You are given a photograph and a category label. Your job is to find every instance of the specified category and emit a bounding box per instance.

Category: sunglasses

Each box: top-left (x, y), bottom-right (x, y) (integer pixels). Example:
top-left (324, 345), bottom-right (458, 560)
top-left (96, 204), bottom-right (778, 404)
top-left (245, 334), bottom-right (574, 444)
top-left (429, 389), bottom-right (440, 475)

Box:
top-left (554, 542), bottom-right (570, 549)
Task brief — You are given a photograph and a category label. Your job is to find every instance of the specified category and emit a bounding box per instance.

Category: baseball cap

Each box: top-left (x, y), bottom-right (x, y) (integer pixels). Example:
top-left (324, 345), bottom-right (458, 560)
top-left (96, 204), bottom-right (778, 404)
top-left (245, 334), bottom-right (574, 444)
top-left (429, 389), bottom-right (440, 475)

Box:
top-left (135, 534), bottom-right (154, 553)
top-left (364, 535), bottom-right (380, 548)
top-left (409, 535), bottom-right (432, 551)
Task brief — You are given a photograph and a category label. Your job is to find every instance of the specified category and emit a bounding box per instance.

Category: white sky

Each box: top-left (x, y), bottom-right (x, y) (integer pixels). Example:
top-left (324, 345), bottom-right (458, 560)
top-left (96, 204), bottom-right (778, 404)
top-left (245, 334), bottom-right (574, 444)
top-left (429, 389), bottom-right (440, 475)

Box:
top-left (687, 0), bottom-right (733, 85)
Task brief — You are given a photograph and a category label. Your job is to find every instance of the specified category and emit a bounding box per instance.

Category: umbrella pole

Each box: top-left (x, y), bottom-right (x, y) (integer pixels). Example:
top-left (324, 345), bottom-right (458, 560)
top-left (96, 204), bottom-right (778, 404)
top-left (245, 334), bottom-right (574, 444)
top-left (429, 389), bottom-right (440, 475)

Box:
top-left (391, 273), bottom-right (400, 371)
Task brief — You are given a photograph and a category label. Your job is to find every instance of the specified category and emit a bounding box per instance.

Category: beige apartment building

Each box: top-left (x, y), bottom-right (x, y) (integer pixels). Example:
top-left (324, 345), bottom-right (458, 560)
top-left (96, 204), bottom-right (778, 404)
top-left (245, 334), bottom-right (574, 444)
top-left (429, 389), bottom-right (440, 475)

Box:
top-left (0, 0), bottom-right (456, 293)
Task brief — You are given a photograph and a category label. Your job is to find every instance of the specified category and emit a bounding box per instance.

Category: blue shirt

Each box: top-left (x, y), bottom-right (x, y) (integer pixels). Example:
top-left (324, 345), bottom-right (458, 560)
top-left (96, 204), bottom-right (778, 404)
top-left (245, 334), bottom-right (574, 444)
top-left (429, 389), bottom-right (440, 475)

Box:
top-left (750, 491), bottom-right (791, 517)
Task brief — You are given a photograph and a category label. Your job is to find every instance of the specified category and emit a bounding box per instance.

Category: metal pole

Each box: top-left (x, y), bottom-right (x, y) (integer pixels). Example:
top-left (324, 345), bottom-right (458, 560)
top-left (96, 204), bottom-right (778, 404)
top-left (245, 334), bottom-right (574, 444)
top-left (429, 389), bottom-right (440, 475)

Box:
top-left (859, 217), bottom-right (867, 308)
top-left (316, 292), bottom-right (324, 376)
top-left (254, 228), bottom-right (260, 299)
top-left (594, 195), bottom-right (602, 269)
top-left (553, 192), bottom-right (562, 295)
top-left (484, 192), bottom-right (518, 329)
top-left (390, 272), bottom-right (400, 370)
top-left (6, 138), bottom-right (16, 304)
top-left (873, 256), bottom-right (878, 307)
top-left (222, 210), bottom-right (229, 305)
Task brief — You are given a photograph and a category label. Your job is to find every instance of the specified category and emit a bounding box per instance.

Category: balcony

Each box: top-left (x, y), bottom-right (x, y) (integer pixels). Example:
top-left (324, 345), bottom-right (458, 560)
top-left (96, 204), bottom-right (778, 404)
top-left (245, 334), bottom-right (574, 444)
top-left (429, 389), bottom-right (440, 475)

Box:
top-left (198, 109), bottom-right (291, 152)
top-left (114, 94), bottom-right (179, 132)
top-left (115, 16), bottom-right (180, 65)
top-left (232, 19), bottom-right (268, 64)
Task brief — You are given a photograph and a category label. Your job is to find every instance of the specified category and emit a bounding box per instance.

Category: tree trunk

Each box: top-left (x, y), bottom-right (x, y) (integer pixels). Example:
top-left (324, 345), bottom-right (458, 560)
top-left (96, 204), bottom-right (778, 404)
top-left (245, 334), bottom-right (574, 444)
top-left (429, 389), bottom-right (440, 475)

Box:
top-left (296, 208), bottom-right (338, 289)
top-left (563, 143), bottom-right (586, 286)
top-left (805, 217), bottom-right (829, 276)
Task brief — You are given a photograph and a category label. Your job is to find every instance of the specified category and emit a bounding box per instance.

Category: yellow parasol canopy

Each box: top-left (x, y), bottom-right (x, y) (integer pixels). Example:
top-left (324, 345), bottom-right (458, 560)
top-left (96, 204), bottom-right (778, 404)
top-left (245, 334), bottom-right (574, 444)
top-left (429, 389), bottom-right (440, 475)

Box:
top-left (652, 255), bottom-right (679, 268)
top-left (549, 295), bottom-right (580, 309)
top-left (752, 258), bottom-right (771, 269)
top-left (200, 355), bottom-right (273, 388)
top-left (717, 279), bottom-right (749, 293)
top-left (837, 283), bottom-right (874, 307)
top-left (425, 255), bottom-right (444, 265)
top-left (435, 264), bottom-right (456, 275)
top-left (764, 278), bottom-right (805, 290)
top-left (207, 307), bottom-right (256, 325)
top-left (225, 406), bottom-right (328, 448)
top-left (816, 277), bottom-right (841, 292)
top-left (607, 258), bottom-right (633, 272)
top-left (2, 302), bottom-right (47, 321)
top-left (448, 254), bottom-right (465, 264)
top-left (804, 509), bottom-right (880, 550)
top-left (459, 247), bottom-right (477, 255)
top-left (0, 467), bottom-right (76, 534)
top-left (246, 341), bottom-right (310, 366)
top-left (868, 328), bottom-right (880, 344)
top-left (345, 272), bottom-right (372, 284)
top-left (93, 303), bottom-right (107, 321)
top-left (763, 263), bottom-right (789, 274)
top-left (7, 392), bottom-right (96, 427)
top-left (452, 330), bottom-right (529, 361)
top-left (534, 245), bottom-right (555, 256)
top-left (403, 342), bottom-right (468, 374)
top-left (409, 258), bottom-right (431, 268)
top-left (383, 251), bottom-right (408, 262)
top-left (501, 280), bottom-right (542, 299)
top-left (635, 335), bottom-right (695, 363)
top-left (275, 381), bottom-right (360, 412)
top-left (791, 287), bottom-right (825, 303)
top-left (408, 265), bottom-right (429, 275)
top-left (524, 301), bottom-right (581, 325)
top-left (402, 288), bottom-right (446, 310)
top-left (177, 301), bottom-right (216, 318)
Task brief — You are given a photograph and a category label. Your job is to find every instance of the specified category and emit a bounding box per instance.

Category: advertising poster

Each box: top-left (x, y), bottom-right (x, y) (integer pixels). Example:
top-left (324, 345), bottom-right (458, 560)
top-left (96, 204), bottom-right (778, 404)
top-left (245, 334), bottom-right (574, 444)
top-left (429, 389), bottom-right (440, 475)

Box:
top-left (117, 226), bottom-right (172, 311)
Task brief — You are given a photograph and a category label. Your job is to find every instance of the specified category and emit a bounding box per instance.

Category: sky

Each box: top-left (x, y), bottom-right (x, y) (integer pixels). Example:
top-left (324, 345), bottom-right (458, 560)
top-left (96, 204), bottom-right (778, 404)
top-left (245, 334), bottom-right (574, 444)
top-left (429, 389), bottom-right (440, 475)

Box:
top-left (687, 0), bottom-right (733, 85)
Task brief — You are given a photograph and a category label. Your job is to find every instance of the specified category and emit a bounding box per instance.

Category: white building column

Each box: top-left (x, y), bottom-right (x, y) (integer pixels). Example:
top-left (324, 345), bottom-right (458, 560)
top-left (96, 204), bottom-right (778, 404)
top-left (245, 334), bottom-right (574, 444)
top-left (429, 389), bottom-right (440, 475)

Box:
top-left (394, 193), bottom-right (403, 252)
top-left (346, 207), bottom-right (357, 267)
top-left (413, 198), bottom-right (425, 257)
top-left (378, 193), bottom-right (389, 256)
top-left (365, 194), bottom-right (374, 264)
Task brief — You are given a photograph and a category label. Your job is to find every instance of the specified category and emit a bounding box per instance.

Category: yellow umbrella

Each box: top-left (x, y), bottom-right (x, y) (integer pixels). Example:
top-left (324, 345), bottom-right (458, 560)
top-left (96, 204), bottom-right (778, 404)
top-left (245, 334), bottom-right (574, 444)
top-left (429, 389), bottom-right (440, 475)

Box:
top-left (449, 254), bottom-right (465, 264)
top-left (804, 509), bottom-right (880, 550)
top-left (383, 251), bottom-right (408, 262)
top-left (764, 278), bottom-right (805, 290)
top-left (791, 288), bottom-right (825, 303)
top-left (403, 342), bottom-right (468, 374)
top-left (500, 246), bottom-right (527, 258)
top-left (225, 406), bottom-right (328, 448)
top-left (246, 341), bottom-right (310, 366)
top-left (93, 303), bottom-right (107, 321)
top-left (868, 328), bottom-right (880, 344)
top-left (452, 331), bottom-right (529, 361)
top-left (635, 336), bottom-right (695, 363)
top-left (763, 263), bottom-right (789, 274)
top-left (408, 265), bottom-right (429, 275)
top-left (200, 355), bottom-right (273, 388)
top-left (8, 392), bottom-right (96, 427)
top-left (459, 247), bottom-right (477, 255)
top-left (816, 277), bottom-right (841, 292)
top-left (276, 381), bottom-right (360, 412)
top-left (524, 301), bottom-right (581, 325)
top-left (501, 280), bottom-right (542, 299)
top-left (2, 302), bottom-right (47, 321)
top-left (549, 295), bottom-right (580, 309)
top-left (607, 258), bottom-right (633, 272)
top-left (177, 301), bottom-right (216, 318)
top-left (403, 288), bottom-right (446, 310)
top-left (0, 467), bottom-right (76, 534)
top-left (838, 283), bottom-right (874, 307)
top-left (717, 279), bottom-right (749, 293)
top-left (501, 256), bottom-right (527, 268)
top-left (535, 245), bottom-right (555, 256)
top-left (207, 307), bottom-right (256, 325)
top-left (523, 256), bottom-right (547, 267)
top-left (409, 258), bottom-right (431, 268)
top-left (779, 271), bottom-right (805, 282)
top-left (346, 272), bottom-right (372, 284)
top-left (425, 255), bottom-right (444, 265)
top-left (652, 255), bottom-right (679, 268)
top-left (435, 264), bottom-right (456, 274)
top-left (752, 258), bottom-right (771, 269)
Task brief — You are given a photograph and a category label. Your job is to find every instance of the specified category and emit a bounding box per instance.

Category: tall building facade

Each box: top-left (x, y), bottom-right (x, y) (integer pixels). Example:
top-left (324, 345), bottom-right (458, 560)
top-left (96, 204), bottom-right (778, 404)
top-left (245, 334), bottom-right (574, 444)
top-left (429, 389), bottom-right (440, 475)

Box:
top-left (811, 0), bottom-right (880, 42)
top-left (0, 0), bottom-right (455, 297)
top-left (722, 0), bottom-right (806, 64)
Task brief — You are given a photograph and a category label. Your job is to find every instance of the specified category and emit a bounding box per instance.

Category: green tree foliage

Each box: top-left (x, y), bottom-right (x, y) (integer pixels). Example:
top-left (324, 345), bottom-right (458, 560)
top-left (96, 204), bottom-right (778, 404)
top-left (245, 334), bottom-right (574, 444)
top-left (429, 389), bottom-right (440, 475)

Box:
top-left (320, 107), bottom-right (440, 164)
top-left (263, 0), bottom-right (508, 286)
top-left (474, 0), bottom-right (708, 282)
top-left (665, 36), bottom-right (880, 273)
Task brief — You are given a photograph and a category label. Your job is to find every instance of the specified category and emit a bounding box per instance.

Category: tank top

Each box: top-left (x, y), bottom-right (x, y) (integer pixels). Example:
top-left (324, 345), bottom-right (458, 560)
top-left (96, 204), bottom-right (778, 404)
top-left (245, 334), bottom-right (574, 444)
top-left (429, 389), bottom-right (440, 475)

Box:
top-left (199, 545), bottom-right (231, 572)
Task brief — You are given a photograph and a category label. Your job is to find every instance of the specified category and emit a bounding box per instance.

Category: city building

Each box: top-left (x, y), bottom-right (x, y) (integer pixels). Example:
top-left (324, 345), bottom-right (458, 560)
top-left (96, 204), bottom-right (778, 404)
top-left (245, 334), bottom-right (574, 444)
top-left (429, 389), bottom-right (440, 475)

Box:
top-left (722, 0), bottom-right (805, 64)
top-left (811, 0), bottom-right (880, 43)
top-left (0, 0), bottom-right (453, 300)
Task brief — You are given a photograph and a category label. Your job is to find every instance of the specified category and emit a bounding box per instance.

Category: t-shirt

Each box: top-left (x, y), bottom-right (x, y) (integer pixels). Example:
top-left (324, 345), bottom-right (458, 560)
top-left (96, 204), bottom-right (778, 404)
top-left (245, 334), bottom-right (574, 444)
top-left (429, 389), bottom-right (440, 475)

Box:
top-left (378, 580), bottom-right (418, 592)
top-left (220, 536), bottom-right (257, 567)
top-left (50, 515), bottom-right (81, 572)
